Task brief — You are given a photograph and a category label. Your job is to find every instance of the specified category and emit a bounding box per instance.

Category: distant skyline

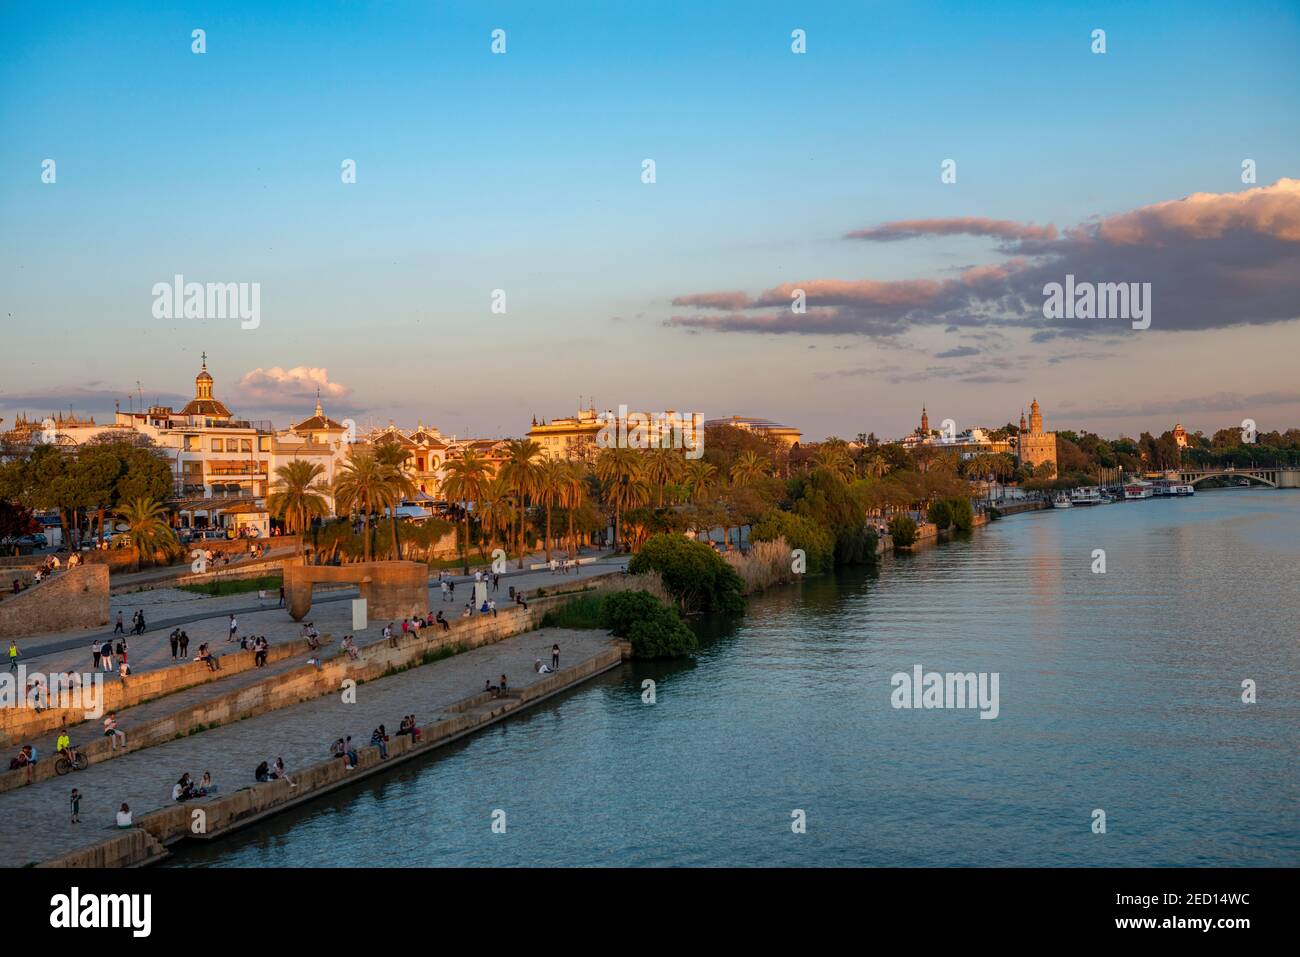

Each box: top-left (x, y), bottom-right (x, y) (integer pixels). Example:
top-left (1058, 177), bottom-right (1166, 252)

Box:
top-left (2, 1), bottom-right (1298, 441)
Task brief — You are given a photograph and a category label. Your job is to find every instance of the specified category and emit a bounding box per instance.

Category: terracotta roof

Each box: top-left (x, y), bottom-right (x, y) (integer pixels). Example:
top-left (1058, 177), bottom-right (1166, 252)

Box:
top-left (291, 413), bottom-right (345, 432)
top-left (179, 398), bottom-right (232, 417)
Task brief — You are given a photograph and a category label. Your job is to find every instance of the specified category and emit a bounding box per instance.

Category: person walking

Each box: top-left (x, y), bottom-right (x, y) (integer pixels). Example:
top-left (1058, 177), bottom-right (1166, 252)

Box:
top-left (113, 612), bottom-right (124, 635)
top-left (101, 639), bottom-right (114, 673)
top-left (551, 643), bottom-right (560, 670)
top-left (70, 788), bottom-right (81, 825)
top-left (7, 640), bottom-right (18, 673)
top-left (168, 630), bottom-right (179, 662)
top-left (91, 640), bottom-right (102, 671)
top-left (178, 630), bottom-right (190, 658)
top-left (278, 585), bottom-right (285, 608)
top-left (227, 614), bottom-right (238, 643)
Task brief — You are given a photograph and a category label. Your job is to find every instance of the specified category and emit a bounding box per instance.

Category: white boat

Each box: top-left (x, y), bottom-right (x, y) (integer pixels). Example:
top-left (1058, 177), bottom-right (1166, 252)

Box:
top-left (1070, 486), bottom-right (1104, 506)
top-left (1052, 494), bottom-right (1073, 508)
top-left (1170, 483), bottom-right (1195, 496)
top-left (1123, 481), bottom-right (1153, 500)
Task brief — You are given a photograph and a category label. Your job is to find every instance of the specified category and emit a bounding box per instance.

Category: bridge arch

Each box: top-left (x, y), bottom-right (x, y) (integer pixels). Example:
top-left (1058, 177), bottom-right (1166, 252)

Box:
top-left (1182, 470), bottom-right (1277, 489)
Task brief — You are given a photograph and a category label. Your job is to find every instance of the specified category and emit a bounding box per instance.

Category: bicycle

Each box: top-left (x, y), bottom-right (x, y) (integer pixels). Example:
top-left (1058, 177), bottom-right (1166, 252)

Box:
top-left (54, 751), bottom-right (88, 774)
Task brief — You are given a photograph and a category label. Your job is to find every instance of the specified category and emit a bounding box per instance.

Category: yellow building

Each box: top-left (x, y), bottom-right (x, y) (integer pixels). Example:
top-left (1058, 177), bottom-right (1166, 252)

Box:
top-left (528, 407), bottom-right (605, 462)
top-left (1016, 399), bottom-right (1057, 474)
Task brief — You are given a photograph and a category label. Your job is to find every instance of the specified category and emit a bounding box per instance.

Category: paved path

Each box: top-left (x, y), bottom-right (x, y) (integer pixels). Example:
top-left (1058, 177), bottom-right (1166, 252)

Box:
top-left (0, 627), bottom-right (617, 867)
top-left (15, 553), bottom-right (624, 679)
top-left (8, 556), bottom-right (625, 768)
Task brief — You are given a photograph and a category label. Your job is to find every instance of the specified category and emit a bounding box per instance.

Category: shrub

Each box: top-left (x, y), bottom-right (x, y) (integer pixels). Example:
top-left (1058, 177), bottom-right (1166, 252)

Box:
top-left (628, 534), bottom-right (745, 614)
top-left (947, 497), bottom-right (975, 532)
top-left (600, 589), bottom-right (698, 658)
top-left (888, 515), bottom-right (918, 548)
top-left (927, 500), bottom-right (952, 531)
top-left (751, 509), bottom-right (834, 573)
top-left (835, 525), bottom-right (879, 565)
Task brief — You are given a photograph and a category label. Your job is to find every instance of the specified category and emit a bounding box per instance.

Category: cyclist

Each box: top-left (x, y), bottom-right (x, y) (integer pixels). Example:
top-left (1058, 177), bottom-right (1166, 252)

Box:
top-left (56, 729), bottom-right (76, 764)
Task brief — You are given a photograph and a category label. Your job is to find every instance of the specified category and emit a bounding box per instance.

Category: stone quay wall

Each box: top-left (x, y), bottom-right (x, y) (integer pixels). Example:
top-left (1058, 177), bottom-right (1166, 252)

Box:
top-left (38, 637), bottom-right (626, 868)
top-left (0, 565), bottom-right (109, 641)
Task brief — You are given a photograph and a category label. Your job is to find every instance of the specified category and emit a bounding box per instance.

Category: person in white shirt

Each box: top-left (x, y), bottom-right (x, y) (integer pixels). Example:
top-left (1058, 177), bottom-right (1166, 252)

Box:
top-left (116, 804), bottom-right (133, 827)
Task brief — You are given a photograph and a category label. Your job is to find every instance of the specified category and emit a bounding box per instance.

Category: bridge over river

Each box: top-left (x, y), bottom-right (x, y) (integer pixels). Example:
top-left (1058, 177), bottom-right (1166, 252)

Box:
top-left (1177, 466), bottom-right (1300, 489)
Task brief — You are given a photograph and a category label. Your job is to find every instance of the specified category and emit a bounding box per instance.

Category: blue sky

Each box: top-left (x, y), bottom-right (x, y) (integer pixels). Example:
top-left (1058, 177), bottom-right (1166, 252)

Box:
top-left (2, 1), bottom-right (1298, 441)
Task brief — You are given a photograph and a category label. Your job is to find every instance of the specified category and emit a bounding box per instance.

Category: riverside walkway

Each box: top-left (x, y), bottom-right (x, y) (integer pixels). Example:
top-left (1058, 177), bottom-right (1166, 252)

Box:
top-left (1, 625), bottom-right (619, 867)
top-left (13, 552), bottom-right (623, 676)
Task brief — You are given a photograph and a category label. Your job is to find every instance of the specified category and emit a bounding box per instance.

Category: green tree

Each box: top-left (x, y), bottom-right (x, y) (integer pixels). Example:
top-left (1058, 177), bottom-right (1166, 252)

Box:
top-left (115, 497), bottom-right (178, 568)
top-left (500, 439), bottom-right (544, 568)
top-left (441, 449), bottom-right (490, 574)
top-left (888, 514), bottom-right (918, 548)
top-left (627, 533), bottom-right (745, 615)
top-left (267, 459), bottom-right (331, 556)
top-left (333, 448), bottom-right (393, 563)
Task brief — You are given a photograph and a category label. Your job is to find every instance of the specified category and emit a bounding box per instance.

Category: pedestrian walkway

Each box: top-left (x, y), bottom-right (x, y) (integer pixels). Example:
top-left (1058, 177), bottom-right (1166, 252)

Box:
top-left (16, 552), bottom-right (622, 680)
top-left (0, 626), bottom-right (616, 867)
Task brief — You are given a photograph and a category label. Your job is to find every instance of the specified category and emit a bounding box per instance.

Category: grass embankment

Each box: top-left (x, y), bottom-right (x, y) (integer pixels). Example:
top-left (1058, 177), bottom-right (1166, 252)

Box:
top-left (178, 574), bottom-right (283, 597)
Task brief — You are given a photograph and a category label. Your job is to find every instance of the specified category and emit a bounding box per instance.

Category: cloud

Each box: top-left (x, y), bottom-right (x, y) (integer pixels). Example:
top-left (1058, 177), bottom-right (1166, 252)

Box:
top-left (0, 385), bottom-right (189, 417)
top-left (235, 366), bottom-right (351, 410)
top-left (670, 179), bottom-right (1300, 339)
top-left (1058, 389), bottom-right (1300, 420)
top-left (847, 217), bottom-right (1057, 243)
top-left (935, 346), bottom-right (981, 358)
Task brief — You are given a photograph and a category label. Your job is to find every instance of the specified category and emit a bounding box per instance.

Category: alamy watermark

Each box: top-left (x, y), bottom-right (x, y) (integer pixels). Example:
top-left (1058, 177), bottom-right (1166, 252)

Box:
top-left (890, 664), bottom-right (1000, 719)
top-left (152, 274), bottom-right (260, 329)
top-left (1, 668), bottom-right (104, 718)
top-left (1043, 274), bottom-right (1150, 330)
top-left (595, 405), bottom-right (704, 459)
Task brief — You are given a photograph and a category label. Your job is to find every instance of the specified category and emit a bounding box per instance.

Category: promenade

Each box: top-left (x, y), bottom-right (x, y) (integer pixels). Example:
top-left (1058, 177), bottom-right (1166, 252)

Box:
top-left (13, 552), bottom-right (622, 678)
top-left (2, 626), bottom-right (617, 867)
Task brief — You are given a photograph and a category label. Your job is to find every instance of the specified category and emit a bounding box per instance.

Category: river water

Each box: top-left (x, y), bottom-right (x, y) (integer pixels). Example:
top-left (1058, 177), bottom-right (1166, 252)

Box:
top-left (171, 489), bottom-right (1299, 867)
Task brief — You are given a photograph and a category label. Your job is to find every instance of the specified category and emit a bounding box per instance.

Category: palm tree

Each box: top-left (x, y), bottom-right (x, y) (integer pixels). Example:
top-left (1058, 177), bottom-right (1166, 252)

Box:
top-left (644, 448), bottom-right (685, 507)
top-left (333, 448), bottom-right (391, 563)
top-left (863, 453), bottom-right (890, 480)
top-left (595, 446), bottom-right (644, 550)
top-left (730, 450), bottom-right (769, 487)
top-left (558, 459), bottom-right (588, 559)
top-left (500, 439), bottom-right (543, 568)
top-left (441, 448), bottom-right (490, 574)
top-left (374, 441), bottom-right (416, 559)
top-left (477, 475), bottom-right (516, 559)
top-left (813, 444), bottom-right (854, 482)
top-left (536, 458), bottom-right (568, 561)
top-left (683, 460), bottom-right (718, 503)
top-left (115, 497), bottom-right (176, 568)
top-left (266, 459), bottom-right (330, 557)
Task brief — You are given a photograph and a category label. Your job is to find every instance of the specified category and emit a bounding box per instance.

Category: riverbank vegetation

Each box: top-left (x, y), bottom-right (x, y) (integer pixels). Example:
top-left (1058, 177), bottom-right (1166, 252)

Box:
top-left (540, 588), bottom-right (698, 658)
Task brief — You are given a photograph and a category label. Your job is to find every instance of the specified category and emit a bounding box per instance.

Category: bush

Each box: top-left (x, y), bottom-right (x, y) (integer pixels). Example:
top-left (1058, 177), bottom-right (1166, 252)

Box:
top-left (888, 515), bottom-right (918, 548)
top-left (927, 500), bottom-right (952, 531)
top-left (628, 534), bottom-right (745, 614)
top-left (834, 525), bottom-right (879, 565)
top-left (947, 497), bottom-right (975, 532)
top-left (751, 509), bottom-right (834, 573)
top-left (600, 589), bottom-right (698, 658)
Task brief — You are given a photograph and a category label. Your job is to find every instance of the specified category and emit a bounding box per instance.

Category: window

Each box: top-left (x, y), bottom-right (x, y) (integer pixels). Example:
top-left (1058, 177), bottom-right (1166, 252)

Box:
top-left (211, 438), bottom-right (222, 452)
top-left (258, 436), bottom-right (271, 452)
top-left (185, 435), bottom-right (201, 451)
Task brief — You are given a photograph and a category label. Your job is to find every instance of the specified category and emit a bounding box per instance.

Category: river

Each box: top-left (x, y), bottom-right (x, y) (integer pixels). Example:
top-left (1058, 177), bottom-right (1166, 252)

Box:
top-left (169, 489), bottom-right (1299, 867)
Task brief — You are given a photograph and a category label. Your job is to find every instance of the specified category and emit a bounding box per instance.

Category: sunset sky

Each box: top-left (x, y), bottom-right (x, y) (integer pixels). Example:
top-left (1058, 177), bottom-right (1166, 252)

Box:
top-left (2, 1), bottom-right (1298, 442)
